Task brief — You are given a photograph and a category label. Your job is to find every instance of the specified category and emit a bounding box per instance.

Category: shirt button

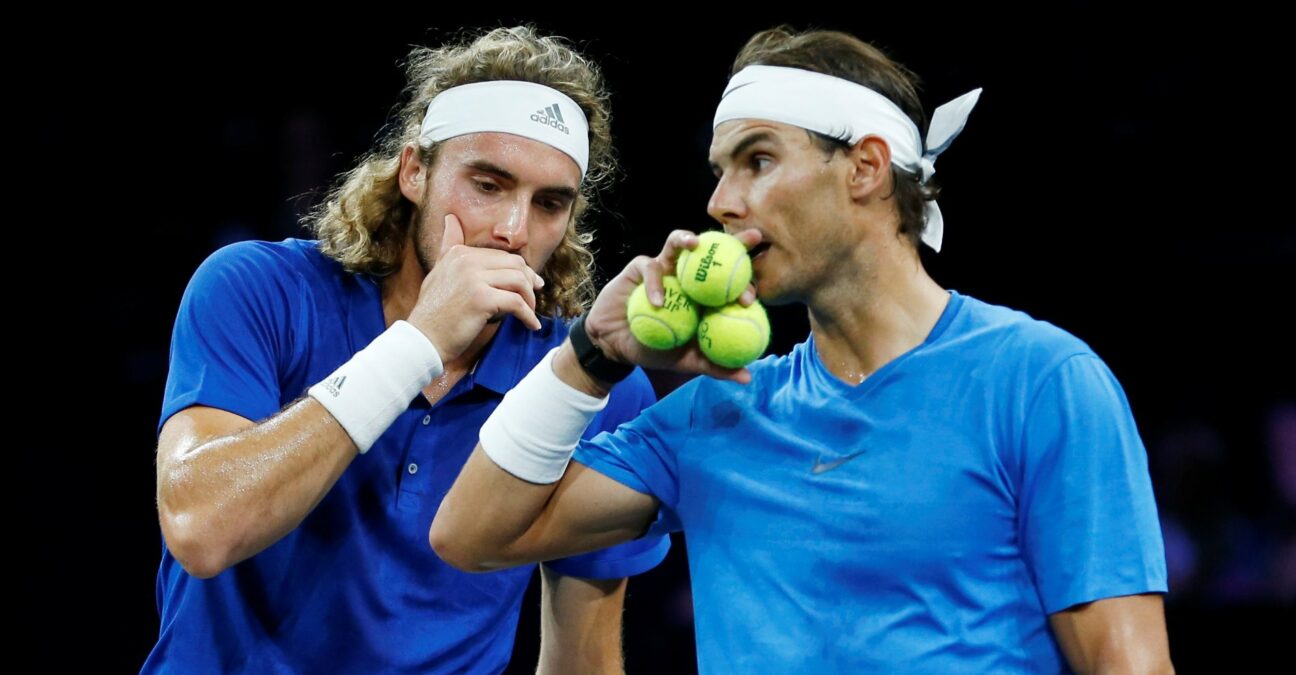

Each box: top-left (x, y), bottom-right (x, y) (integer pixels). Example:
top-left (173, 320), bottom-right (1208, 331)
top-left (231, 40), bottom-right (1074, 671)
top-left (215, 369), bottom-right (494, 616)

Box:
top-left (407, 463), bottom-right (419, 475)
top-left (422, 415), bottom-right (431, 426)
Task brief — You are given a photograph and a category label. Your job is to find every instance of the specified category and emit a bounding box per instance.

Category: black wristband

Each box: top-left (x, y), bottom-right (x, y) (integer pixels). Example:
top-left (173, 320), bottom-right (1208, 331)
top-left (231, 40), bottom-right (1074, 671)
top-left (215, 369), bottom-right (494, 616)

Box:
top-left (568, 314), bottom-right (634, 384)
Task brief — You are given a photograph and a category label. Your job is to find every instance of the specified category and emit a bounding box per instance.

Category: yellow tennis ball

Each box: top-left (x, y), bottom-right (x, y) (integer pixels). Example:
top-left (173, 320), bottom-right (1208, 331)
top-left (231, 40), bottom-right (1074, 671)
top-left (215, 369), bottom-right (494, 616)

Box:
top-left (676, 231), bottom-right (752, 307)
top-left (697, 301), bottom-right (770, 369)
top-left (626, 276), bottom-right (699, 349)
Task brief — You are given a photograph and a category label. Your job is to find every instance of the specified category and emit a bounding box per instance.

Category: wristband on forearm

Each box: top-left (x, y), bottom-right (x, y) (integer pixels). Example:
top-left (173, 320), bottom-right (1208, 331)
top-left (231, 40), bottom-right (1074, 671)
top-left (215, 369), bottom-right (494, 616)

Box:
top-left (308, 320), bottom-right (443, 453)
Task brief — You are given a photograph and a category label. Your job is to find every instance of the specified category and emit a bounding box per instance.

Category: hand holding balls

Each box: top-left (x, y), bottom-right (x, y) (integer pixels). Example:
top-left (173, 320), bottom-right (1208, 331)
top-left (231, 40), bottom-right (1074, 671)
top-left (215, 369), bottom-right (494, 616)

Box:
top-left (676, 231), bottom-right (752, 307)
top-left (626, 276), bottom-right (698, 349)
top-left (626, 231), bottom-right (770, 369)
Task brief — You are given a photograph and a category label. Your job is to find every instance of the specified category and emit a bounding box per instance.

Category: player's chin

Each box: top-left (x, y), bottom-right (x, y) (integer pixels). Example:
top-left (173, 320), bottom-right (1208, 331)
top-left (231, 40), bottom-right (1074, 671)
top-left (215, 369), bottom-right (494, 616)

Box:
top-left (751, 278), bottom-right (788, 307)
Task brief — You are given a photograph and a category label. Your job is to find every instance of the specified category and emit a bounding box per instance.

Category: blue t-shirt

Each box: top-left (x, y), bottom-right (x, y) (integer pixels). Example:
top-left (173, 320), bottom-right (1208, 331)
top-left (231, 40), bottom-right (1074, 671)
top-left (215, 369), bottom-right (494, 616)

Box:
top-left (575, 290), bottom-right (1166, 673)
top-left (145, 239), bottom-right (669, 674)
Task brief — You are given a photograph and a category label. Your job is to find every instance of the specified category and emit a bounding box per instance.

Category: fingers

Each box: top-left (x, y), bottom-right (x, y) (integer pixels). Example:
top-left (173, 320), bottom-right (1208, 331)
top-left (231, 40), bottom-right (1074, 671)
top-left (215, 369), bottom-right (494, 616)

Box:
top-left (643, 229), bottom-right (762, 307)
top-left (657, 229), bottom-right (700, 265)
top-left (440, 214), bottom-right (466, 256)
top-left (479, 268), bottom-right (538, 311)
top-left (730, 228), bottom-right (762, 250)
top-left (624, 255), bottom-right (664, 307)
top-left (730, 228), bottom-right (761, 306)
top-left (682, 349), bottom-right (753, 385)
top-left (489, 288), bottom-right (542, 330)
top-left (523, 263), bottom-right (544, 291)
top-left (474, 249), bottom-right (544, 291)
top-left (440, 246), bottom-right (544, 292)
top-left (471, 253), bottom-right (543, 329)
top-left (627, 230), bottom-right (698, 307)
top-left (434, 237), bottom-right (545, 330)
top-left (709, 365), bottom-right (752, 385)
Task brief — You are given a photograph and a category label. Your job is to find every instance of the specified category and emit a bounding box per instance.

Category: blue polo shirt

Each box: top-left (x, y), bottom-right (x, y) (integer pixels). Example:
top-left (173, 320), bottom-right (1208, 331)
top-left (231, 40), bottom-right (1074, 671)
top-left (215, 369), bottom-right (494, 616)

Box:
top-left (144, 239), bottom-right (669, 674)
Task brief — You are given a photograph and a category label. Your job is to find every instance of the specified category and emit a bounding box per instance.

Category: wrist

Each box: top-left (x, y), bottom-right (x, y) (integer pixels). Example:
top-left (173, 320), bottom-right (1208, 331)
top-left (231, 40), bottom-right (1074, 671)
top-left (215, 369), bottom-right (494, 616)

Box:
top-left (555, 340), bottom-right (615, 398)
top-left (566, 314), bottom-right (633, 387)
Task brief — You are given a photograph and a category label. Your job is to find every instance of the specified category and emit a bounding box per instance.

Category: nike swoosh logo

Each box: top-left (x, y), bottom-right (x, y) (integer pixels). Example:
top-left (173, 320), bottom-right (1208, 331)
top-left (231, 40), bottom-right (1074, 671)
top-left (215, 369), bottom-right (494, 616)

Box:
top-left (811, 450), bottom-right (867, 475)
top-left (722, 81), bottom-right (754, 97)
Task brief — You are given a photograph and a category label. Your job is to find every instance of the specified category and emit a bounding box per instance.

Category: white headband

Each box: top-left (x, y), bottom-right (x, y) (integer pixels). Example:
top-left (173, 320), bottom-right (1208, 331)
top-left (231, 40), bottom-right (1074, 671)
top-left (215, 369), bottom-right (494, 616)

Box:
top-left (420, 80), bottom-right (590, 178)
top-left (714, 65), bottom-right (982, 252)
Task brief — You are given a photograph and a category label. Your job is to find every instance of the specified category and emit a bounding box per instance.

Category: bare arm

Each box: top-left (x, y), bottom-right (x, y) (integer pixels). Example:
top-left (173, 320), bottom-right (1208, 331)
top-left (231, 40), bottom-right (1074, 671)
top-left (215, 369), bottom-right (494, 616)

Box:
top-left (1049, 593), bottom-right (1174, 674)
top-left (430, 370), bottom-right (659, 573)
top-left (537, 566), bottom-right (628, 675)
top-left (432, 229), bottom-right (761, 572)
top-left (157, 212), bottom-right (547, 579)
top-left (155, 399), bottom-right (357, 578)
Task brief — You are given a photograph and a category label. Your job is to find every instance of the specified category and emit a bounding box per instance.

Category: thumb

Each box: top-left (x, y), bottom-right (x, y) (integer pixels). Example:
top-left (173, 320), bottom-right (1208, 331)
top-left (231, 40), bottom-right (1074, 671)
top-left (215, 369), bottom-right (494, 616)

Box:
top-left (440, 213), bottom-right (465, 255)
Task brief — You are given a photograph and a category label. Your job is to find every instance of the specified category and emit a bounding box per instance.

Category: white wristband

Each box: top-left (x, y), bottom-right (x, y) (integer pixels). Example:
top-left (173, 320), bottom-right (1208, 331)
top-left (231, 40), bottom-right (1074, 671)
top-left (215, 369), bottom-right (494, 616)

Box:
top-left (308, 320), bottom-right (443, 454)
top-left (479, 347), bottom-right (609, 483)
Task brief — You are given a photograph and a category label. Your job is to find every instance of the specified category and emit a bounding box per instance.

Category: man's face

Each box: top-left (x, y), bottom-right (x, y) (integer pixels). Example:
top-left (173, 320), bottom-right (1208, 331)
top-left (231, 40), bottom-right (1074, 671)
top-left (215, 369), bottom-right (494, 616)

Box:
top-left (707, 119), bottom-right (854, 306)
top-left (411, 132), bottom-right (581, 275)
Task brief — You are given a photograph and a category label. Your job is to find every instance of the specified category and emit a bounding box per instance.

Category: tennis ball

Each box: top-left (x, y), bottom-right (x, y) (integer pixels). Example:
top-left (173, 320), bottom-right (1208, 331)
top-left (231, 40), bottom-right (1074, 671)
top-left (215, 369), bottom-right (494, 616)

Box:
top-left (626, 276), bottom-right (699, 349)
top-left (697, 301), bottom-right (770, 369)
top-left (676, 231), bottom-right (752, 307)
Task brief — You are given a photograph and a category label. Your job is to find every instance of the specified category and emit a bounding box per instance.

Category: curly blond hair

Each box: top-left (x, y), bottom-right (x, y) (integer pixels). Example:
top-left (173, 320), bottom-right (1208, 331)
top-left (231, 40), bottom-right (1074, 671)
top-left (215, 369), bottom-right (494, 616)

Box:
top-left (303, 26), bottom-right (616, 317)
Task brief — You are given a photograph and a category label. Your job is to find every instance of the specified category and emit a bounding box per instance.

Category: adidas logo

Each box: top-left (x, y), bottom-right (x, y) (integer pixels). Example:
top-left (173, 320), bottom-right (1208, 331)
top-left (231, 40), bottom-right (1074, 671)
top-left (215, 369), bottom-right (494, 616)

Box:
top-left (322, 374), bottom-right (346, 397)
top-left (530, 103), bottom-right (570, 135)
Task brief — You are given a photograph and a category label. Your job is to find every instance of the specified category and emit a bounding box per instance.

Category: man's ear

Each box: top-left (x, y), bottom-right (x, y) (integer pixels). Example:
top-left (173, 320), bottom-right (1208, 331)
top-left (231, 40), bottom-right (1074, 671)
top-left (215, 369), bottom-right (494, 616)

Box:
top-left (846, 135), bottom-right (893, 202)
top-left (398, 143), bottom-right (427, 204)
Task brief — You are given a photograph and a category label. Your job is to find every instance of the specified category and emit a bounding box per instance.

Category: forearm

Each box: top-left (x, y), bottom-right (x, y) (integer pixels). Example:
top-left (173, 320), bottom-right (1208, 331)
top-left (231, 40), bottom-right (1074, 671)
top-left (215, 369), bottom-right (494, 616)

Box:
top-left (537, 566), bottom-right (626, 675)
top-left (157, 398), bottom-right (357, 577)
top-left (1055, 632), bottom-right (1175, 675)
top-left (432, 446), bottom-right (567, 571)
top-left (432, 341), bottom-right (618, 570)
top-left (1050, 594), bottom-right (1174, 675)
top-left (1057, 639), bottom-right (1175, 675)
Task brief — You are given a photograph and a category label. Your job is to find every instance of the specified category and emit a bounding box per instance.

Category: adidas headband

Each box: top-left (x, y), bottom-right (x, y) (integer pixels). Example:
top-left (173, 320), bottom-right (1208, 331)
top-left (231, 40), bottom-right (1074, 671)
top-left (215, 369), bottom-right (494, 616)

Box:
top-left (420, 80), bottom-right (590, 178)
top-left (714, 65), bottom-right (982, 252)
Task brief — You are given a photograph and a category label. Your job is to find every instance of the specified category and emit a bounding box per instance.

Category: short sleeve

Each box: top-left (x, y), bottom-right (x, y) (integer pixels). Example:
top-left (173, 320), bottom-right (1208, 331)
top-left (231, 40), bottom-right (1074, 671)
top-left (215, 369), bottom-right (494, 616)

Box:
top-left (159, 242), bottom-right (303, 434)
top-left (1018, 354), bottom-right (1168, 612)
